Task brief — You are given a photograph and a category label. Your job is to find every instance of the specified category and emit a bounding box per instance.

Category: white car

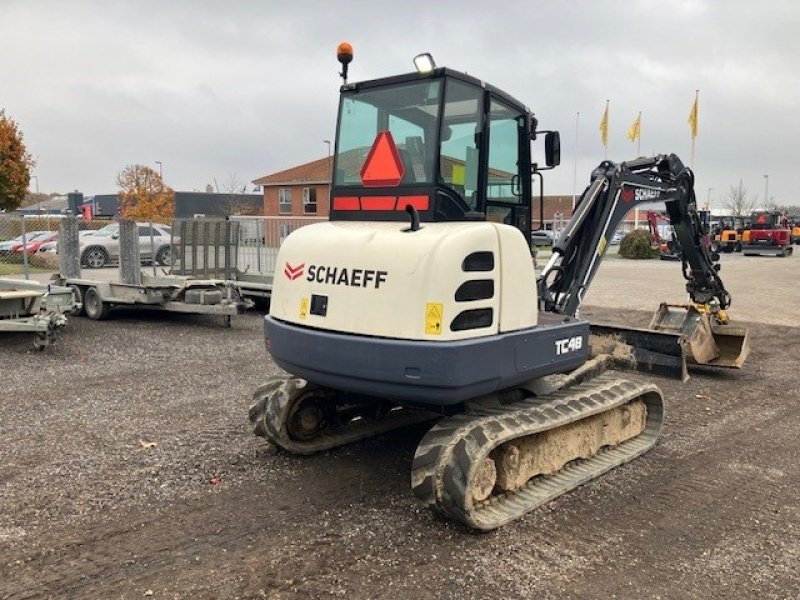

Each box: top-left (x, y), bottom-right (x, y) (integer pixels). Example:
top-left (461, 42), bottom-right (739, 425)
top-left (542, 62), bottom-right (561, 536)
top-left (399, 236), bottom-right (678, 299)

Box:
top-left (38, 231), bottom-right (95, 254)
top-left (79, 223), bottom-right (173, 268)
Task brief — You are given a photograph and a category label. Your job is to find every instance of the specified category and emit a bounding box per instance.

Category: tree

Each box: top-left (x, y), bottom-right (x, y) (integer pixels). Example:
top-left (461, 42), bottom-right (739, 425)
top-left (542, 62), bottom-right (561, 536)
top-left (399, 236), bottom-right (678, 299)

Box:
top-left (722, 179), bottom-right (757, 217)
top-left (221, 172), bottom-right (259, 215)
top-left (117, 164), bottom-right (175, 223)
top-left (0, 110), bottom-right (35, 212)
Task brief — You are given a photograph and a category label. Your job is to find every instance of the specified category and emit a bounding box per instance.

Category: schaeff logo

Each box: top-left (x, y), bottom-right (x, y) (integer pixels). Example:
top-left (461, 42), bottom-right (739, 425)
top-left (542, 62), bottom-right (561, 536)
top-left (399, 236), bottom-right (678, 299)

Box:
top-left (284, 262), bottom-right (305, 280)
top-left (284, 261), bottom-right (388, 289)
top-left (621, 186), bottom-right (661, 202)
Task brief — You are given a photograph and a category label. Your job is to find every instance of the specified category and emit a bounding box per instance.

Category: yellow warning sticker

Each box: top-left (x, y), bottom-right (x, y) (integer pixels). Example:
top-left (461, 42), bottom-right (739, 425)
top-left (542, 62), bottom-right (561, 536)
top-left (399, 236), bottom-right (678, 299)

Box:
top-left (299, 297), bottom-right (309, 320)
top-left (425, 302), bottom-right (443, 335)
top-left (597, 236), bottom-right (608, 256)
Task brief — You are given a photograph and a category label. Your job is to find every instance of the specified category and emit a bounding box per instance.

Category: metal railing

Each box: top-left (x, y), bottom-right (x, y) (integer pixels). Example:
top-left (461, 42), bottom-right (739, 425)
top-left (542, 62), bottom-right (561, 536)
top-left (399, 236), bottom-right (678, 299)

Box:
top-left (0, 215), bottom-right (107, 279)
top-left (228, 216), bottom-right (325, 276)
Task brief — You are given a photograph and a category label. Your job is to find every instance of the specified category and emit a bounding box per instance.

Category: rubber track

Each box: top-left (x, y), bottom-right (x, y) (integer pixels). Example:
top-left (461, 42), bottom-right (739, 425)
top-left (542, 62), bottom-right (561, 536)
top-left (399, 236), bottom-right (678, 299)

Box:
top-left (249, 375), bottom-right (435, 455)
top-left (410, 372), bottom-right (664, 530)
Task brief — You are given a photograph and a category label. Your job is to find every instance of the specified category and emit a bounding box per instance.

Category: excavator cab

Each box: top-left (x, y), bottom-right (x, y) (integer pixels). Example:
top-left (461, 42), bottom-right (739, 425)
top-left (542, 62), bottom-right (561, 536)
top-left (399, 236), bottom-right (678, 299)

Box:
top-left (329, 68), bottom-right (557, 244)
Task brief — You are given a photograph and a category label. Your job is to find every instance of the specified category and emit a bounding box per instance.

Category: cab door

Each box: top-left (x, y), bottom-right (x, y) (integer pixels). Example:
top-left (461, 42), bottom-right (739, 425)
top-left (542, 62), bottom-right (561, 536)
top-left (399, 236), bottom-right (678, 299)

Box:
top-left (484, 98), bottom-right (531, 243)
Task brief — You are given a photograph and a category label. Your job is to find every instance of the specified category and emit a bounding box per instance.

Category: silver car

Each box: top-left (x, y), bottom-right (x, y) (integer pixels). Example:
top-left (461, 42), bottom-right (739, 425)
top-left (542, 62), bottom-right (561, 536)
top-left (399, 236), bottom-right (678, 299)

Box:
top-left (79, 223), bottom-right (173, 268)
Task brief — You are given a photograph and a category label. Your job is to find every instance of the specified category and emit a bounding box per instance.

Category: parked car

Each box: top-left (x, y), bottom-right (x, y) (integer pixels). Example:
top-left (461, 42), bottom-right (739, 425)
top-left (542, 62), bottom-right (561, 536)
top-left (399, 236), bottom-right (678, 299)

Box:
top-left (531, 229), bottom-right (556, 247)
top-left (610, 231), bottom-right (625, 245)
top-left (79, 223), bottom-right (173, 268)
top-left (0, 235), bottom-right (28, 255)
top-left (38, 230), bottom-right (96, 254)
top-left (13, 232), bottom-right (58, 255)
top-left (0, 231), bottom-right (55, 255)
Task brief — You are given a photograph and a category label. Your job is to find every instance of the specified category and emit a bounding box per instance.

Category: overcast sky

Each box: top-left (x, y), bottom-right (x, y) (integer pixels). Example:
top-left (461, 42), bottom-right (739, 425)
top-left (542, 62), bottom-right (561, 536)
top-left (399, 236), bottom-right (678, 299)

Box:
top-left (2, 0), bottom-right (798, 208)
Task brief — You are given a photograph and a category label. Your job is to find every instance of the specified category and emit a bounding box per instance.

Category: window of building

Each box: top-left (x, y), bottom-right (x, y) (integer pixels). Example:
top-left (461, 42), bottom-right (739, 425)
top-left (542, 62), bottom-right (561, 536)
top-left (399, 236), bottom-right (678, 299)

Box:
top-left (303, 188), bottom-right (317, 214)
top-left (279, 188), bottom-right (292, 214)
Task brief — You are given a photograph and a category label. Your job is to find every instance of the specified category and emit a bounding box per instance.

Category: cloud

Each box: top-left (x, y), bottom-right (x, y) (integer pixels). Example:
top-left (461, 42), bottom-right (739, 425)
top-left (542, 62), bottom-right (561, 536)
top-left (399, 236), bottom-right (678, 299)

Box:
top-left (1, 0), bottom-right (798, 206)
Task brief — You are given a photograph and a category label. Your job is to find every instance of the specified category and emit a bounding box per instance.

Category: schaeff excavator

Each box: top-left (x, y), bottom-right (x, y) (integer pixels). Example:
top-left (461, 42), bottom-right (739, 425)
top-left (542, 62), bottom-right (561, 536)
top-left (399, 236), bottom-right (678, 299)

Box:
top-left (250, 46), bottom-right (749, 530)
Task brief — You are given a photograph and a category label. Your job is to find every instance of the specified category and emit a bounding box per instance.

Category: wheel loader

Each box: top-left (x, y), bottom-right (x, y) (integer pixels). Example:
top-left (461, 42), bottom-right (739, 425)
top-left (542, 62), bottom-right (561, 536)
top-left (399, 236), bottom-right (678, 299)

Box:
top-left (250, 46), bottom-right (750, 530)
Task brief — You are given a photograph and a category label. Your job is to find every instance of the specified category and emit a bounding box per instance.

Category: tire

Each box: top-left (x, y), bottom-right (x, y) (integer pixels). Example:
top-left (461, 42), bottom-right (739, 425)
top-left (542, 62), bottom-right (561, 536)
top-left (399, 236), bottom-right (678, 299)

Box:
top-left (68, 284), bottom-right (85, 316)
top-left (84, 286), bottom-right (111, 320)
top-left (81, 246), bottom-right (109, 269)
top-left (155, 245), bottom-right (172, 267)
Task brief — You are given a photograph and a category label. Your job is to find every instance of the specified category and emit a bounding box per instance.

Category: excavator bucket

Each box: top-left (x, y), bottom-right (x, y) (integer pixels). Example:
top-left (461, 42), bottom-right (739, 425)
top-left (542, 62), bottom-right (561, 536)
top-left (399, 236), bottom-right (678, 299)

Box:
top-left (648, 303), bottom-right (750, 368)
top-left (589, 304), bottom-right (749, 381)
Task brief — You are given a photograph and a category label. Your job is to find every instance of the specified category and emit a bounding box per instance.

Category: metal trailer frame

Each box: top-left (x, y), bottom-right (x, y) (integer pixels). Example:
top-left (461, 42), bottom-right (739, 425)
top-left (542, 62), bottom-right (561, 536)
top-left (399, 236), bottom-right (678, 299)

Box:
top-left (0, 278), bottom-right (81, 350)
top-left (57, 273), bottom-right (250, 326)
top-left (57, 218), bottom-right (252, 325)
top-left (172, 216), bottom-right (278, 303)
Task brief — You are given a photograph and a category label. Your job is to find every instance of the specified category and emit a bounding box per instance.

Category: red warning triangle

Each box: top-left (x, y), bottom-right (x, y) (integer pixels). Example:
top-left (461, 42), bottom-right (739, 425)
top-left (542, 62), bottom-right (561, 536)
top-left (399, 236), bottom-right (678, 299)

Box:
top-left (360, 130), bottom-right (405, 187)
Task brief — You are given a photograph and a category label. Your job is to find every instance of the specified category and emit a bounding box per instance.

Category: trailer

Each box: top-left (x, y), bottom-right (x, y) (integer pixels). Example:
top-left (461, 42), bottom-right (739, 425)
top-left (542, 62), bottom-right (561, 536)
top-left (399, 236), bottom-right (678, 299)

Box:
top-left (57, 218), bottom-right (252, 325)
top-left (0, 278), bottom-right (80, 350)
top-left (56, 273), bottom-right (250, 325)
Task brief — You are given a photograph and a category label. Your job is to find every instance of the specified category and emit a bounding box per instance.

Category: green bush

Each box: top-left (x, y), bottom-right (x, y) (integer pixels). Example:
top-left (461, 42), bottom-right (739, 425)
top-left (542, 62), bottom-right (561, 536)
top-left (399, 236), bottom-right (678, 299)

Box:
top-left (618, 229), bottom-right (659, 259)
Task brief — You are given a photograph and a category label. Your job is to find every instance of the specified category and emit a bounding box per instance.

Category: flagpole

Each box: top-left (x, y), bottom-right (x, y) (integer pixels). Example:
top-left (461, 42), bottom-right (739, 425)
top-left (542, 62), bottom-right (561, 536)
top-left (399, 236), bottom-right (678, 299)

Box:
top-left (604, 100), bottom-right (609, 160)
top-left (572, 111), bottom-right (579, 211)
top-left (634, 112), bottom-right (639, 224)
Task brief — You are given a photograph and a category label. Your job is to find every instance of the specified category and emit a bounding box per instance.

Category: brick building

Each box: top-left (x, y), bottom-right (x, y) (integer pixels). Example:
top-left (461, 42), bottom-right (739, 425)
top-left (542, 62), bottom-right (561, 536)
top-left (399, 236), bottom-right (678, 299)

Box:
top-left (253, 157), bottom-right (333, 218)
top-left (253, 157), bottom-right (652, 231)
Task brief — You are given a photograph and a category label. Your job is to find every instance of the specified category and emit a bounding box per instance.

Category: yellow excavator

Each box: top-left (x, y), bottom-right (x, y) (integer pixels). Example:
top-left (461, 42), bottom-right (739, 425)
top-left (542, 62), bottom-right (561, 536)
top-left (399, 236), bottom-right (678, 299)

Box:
top-left (250, 46), bottom-right (750, 530)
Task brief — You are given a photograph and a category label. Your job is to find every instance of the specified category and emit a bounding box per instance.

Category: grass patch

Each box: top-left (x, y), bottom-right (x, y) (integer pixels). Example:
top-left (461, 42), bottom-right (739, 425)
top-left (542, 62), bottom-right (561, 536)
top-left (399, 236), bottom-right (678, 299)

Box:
top-left (0, 261), bottom-right (53, 276)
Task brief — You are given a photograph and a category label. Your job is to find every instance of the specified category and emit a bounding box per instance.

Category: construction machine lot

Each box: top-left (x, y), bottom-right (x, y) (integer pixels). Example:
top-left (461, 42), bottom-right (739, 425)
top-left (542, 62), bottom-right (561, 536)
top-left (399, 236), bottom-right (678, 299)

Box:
top-left (1, 254), bottom-right (799, 599)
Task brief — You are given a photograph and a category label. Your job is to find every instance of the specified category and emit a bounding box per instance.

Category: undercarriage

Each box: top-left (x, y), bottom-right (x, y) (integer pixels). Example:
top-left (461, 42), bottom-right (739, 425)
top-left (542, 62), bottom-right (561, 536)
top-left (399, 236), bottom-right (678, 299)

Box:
top-left (249, 360), bottom-right (664, 530)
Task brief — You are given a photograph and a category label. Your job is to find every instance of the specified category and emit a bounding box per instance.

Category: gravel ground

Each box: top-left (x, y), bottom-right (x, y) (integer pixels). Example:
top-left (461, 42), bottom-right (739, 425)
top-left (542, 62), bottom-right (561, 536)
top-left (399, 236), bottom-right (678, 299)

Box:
top-left (1, 254), bottom-right (799, 599)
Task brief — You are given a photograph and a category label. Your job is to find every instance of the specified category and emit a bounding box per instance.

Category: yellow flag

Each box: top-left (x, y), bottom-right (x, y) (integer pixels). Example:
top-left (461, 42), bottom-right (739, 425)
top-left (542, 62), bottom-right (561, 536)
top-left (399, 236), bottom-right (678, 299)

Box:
top-left (599, 101), bottom-right (609, 147)
top-left (688, 93), bottom-right (698, 139)
top-left (627, 113), bottom-right (641, 142)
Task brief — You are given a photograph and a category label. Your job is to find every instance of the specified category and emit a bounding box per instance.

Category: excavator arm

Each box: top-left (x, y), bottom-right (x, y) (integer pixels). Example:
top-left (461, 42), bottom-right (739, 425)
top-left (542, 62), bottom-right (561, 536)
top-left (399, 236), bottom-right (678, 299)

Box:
top-left (539, 153), bottom-right (731, 317)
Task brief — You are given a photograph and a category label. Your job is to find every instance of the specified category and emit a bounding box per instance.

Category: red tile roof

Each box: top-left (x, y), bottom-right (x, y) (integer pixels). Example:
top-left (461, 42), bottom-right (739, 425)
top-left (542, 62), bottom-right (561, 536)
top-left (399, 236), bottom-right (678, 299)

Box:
top-left (253, 157), bottom-right (333, 186)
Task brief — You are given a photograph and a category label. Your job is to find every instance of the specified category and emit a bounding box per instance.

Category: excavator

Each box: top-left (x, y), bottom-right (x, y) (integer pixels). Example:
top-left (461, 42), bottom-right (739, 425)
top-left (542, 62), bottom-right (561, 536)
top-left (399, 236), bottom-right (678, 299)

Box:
top-left (741, 210), bottom-right (794, 257)
top-left (647, 209), bottom-right (681, 260)
top-left (249, 46), bottom-right (750, 530)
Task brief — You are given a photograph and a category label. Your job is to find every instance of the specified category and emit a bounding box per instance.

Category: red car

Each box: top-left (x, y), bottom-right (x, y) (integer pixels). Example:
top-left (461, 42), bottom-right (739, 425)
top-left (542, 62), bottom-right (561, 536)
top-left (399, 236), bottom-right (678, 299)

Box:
top-left (12, 231), bottom-right (58, 255)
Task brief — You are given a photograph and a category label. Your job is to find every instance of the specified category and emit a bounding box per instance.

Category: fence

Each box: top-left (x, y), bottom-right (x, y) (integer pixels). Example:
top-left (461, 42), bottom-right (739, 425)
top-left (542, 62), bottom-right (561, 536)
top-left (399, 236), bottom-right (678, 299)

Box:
top-left (229, 216), bottom-right (325, 276)
top-left (1, 214), bottom-right (328, 281)
top-left (0, 215), bottom-right (109, 279)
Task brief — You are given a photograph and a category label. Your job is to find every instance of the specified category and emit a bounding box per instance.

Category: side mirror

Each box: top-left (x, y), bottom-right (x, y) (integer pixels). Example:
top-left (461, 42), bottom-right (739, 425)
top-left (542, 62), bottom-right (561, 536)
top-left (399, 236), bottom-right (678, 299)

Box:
top-left (545, 132), bottom-right (561, 167)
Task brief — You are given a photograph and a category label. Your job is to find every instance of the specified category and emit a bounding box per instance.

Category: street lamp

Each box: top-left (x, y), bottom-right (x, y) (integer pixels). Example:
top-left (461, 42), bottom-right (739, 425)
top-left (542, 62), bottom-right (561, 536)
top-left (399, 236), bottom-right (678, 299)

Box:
top-left (156, 161), bottom-right (163, 179)
top-left (763, 174), bottom-right (769, 208)
top-left (706, 187), bottom-right (713, 210)
top-left (29, 175), bottom-right (41, 214)
top-left (323, 140), bottom-right (331, 157)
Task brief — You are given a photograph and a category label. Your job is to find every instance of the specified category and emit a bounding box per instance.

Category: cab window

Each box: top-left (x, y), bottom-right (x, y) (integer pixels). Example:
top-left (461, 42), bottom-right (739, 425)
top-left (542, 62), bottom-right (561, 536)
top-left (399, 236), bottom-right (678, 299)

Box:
top-left (439, 80), bottom-right (483, 210)
top-left (486, 99), bottom-right (524, 205)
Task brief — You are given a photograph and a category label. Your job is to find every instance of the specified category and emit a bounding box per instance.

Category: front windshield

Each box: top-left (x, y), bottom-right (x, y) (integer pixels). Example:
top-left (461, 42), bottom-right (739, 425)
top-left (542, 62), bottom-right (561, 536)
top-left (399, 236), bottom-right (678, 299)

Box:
top-left (92, 224), bottom-right (120, 237)
top-left (334, 80), bottom-right (441, 186)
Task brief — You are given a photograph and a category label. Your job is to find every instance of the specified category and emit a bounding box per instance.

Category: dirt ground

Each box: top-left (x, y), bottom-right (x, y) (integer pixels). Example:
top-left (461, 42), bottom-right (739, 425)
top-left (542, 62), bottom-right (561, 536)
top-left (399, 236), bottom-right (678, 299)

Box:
top-left (1, 254), bottom-right (799, 599)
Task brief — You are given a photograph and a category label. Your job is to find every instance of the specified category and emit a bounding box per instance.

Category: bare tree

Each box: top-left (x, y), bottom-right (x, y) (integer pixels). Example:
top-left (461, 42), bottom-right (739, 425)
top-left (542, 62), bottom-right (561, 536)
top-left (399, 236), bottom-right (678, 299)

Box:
top-left (222, 172), bottom-right (243, 195)
top-left (722, 179), bottom-right (757, 217)
top-left (220, 172), bottom-right (259, 216)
